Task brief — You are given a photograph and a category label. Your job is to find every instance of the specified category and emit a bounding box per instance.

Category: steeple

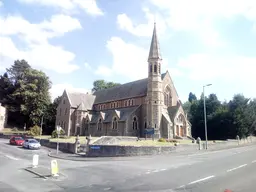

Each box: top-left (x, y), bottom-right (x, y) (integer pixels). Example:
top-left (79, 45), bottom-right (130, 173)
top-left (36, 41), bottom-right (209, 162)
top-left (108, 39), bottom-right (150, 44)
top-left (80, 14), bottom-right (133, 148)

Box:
top-left (148, 22), bottom-right (162, 62)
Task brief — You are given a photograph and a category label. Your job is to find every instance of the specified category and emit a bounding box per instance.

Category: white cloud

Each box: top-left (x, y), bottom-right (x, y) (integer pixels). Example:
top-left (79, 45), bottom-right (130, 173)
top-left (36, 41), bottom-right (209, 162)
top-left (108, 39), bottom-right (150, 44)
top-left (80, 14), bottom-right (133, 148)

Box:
top-left (0, 1), bottom-right (3, 7)
top-left (50, 83), bottom-right (90, 100)
top-left (117, 8), bottom-right (167, 37)
top-left (0, 14), bottom-right (81, 73)
top-left (148, 0), bottom-right (256, 46)
top-left (177, 53), bottom-right (256, 82)
top-left (95, 37), bottom-right (182, 80)
top-left (17, 0), bottom-right (104, 16)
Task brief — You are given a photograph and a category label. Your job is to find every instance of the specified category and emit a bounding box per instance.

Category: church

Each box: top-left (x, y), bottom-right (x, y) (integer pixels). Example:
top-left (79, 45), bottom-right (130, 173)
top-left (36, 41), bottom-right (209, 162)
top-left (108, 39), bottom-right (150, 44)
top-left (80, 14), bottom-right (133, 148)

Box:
top-left (56, 23), bottom-right (192, 139)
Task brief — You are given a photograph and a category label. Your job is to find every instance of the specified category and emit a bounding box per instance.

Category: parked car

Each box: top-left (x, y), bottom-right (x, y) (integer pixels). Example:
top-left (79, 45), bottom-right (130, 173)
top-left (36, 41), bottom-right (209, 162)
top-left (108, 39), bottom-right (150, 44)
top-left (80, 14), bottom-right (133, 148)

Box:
top-left (9, 136), bottom-right (25, 146)
top-left (23, 139), bottom-right (41, 150)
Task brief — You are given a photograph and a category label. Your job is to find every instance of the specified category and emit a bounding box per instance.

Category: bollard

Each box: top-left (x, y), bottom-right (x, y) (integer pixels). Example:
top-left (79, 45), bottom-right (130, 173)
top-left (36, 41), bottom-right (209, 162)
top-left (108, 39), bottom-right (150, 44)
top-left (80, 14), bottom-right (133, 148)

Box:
top-left (197, 137), bottom-right (202, 150)
top-left (51, 159), bottom-right (59, 177)
top-left (32, 154), bottom-right (39, 168)
top-left (85, 135), bottom-right (92, 153)
top-left (236, 135), bottom-right (240, 145)
top-left (75, 135), bottom-right (80, 154)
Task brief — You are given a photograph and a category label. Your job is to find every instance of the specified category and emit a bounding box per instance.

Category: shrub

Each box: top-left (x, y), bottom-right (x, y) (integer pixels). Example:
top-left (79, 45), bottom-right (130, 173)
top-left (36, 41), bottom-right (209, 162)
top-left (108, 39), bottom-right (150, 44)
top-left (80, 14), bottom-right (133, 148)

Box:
top-left (12, 127), bottom-right (18, 132)
top-left (51, 129), bottom-right (65, 138)
top-left (167, 139), bottom-right (178, 143)
top-left (28, 125), bottom-right (41, 136)
top-left (158, 138), bottom-right (166, 142)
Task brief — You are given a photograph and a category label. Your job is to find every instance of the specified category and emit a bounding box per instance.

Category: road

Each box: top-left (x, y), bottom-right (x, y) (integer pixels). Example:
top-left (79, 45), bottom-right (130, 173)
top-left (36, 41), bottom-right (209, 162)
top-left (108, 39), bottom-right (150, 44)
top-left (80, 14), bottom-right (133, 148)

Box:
top-left (0, 139), bottom-right (256, 192)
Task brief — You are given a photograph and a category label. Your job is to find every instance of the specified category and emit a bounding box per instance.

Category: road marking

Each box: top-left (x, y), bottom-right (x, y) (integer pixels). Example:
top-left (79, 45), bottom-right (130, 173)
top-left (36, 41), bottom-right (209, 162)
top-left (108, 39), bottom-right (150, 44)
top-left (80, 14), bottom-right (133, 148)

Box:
top-left (227, 164), bottom-right (247, 172)
top-left (252, 160), bottom-right (256, 163)
top-left (160, 168), bottom-right (167, 171)
top-left (5, 155), bottom-right (19, 160)
top-left (188, 175), bottom-right (215, 185)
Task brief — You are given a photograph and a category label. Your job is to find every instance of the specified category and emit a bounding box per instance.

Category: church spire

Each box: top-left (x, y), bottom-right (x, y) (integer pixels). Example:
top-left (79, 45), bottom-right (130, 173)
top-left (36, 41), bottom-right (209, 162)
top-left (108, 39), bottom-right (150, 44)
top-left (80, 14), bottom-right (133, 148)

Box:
top-left (148, 22), bottom-right (162, 61)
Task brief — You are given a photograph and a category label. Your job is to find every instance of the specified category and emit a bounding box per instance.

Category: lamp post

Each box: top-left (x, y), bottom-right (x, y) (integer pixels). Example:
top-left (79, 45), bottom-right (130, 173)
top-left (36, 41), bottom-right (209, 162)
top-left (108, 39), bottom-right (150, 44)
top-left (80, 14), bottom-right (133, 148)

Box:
top-left (203, 83), bottom-right (212, 150)
top-left (40, 115), bottom-right (44, 142)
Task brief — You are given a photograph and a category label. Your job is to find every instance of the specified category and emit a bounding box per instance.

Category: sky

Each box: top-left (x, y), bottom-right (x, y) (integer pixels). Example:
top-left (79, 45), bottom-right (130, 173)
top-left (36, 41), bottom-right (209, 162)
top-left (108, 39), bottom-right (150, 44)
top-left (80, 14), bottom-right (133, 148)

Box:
top-left (0, 0), bottom-right (256, 102)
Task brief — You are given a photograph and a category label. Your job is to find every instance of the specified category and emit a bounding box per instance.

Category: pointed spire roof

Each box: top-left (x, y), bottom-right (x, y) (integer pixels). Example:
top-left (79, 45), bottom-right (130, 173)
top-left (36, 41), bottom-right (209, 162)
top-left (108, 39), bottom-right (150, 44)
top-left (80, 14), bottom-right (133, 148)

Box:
top-left (148, 22), bottom-right (162, 61)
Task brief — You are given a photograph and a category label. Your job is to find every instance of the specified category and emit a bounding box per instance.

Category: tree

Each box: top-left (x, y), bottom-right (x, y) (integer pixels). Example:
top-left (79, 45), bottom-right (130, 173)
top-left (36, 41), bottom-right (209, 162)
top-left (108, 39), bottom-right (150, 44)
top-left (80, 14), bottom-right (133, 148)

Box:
top-left (11, 68), bottom-right (52, 126)
top-left (0, 72), bottom-right (14, 106)
top-left (92, 80), bottom-right (120, 92)
top-left (6, 60), bottom-right (31, 83)
top-left (188, 92), bottom-right (197, 103)
top-left (43, 96), bottom-right (61, 135)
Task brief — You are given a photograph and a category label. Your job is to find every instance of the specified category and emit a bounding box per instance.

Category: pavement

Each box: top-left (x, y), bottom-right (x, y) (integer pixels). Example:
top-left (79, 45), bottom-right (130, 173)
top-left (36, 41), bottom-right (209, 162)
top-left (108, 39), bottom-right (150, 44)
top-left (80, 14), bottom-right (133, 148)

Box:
top-left (1, 138), bottom-right (256, 191)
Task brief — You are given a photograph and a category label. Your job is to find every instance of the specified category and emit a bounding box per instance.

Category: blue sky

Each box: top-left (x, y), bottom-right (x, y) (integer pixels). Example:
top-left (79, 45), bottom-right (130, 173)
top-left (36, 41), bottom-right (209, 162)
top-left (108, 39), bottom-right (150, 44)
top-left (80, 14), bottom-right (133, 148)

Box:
top-left (0, 0), bottom-right (256, 102)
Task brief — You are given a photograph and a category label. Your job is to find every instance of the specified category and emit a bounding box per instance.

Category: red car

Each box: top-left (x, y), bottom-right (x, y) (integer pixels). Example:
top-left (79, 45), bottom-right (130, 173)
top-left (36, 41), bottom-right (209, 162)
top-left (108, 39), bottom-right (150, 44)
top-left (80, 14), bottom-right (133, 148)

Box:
top-left (9, 136), bottom-right (25, 146)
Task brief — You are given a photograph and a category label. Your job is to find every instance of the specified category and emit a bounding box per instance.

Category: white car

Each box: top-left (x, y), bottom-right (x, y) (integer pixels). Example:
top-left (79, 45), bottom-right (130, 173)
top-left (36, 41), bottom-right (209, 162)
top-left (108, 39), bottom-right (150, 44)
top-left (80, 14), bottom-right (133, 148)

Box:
top-left (23, 139), bottom-right (41, 150)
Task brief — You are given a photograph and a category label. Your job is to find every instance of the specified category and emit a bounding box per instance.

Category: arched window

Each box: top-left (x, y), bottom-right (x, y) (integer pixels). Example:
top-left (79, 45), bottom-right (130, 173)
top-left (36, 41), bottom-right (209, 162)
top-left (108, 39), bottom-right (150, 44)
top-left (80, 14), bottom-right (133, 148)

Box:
top-left (154, 65), bottom-right (157, 73)
top-left (85, 119), bottom-right (89, 130)
top-left (144, 122), bottom-right (147, 128)
top-left (63, 99), bottom-right (65, 104)
top-left (132, 117), bottom-right (138, 130)
top-left (164, 86), bottom-right (172, 106)
top-left (59, 108), bottom-right (62, 116)
top-left (112, 117), bottom-right (118, 130)
top-left (131, 99), bottom-right (134, 106)
top-left (97, 118), bottom-right (102, 130)
top-left (150, 64), bottom-right (152, 73)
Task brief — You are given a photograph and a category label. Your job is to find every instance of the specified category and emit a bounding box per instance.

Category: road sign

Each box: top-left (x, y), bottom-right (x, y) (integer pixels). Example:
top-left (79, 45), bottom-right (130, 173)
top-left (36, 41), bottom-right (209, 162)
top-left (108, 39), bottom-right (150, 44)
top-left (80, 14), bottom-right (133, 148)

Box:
top-left (144, 128), bottom-right (154, 135)
top-left (32, 154), bottom-right (39, 168)
top-left (51, 160), bottom-right (59, 177)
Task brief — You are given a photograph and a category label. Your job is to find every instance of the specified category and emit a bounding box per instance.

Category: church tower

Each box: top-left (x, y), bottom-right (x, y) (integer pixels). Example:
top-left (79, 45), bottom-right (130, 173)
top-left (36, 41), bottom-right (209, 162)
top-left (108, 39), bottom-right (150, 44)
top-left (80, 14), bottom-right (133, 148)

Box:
top-left (146, 23), bottom-right (163, 139)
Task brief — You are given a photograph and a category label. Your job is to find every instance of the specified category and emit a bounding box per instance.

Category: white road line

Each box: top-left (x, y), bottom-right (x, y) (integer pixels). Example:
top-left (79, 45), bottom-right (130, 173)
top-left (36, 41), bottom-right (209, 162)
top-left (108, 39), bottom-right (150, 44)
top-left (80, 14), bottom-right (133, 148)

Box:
top-left (160, 168), bottom-right (167, 171)
top-left (152, 170), bottom-right (159, 173)
top-left (227, 164), bottom-right (247, 172)
top-left (188, 175), bottom-right (215, 185)
top-left (4, 154), bottom-right (19, 160)
top-left (252, 160), bottom-right (256, 163)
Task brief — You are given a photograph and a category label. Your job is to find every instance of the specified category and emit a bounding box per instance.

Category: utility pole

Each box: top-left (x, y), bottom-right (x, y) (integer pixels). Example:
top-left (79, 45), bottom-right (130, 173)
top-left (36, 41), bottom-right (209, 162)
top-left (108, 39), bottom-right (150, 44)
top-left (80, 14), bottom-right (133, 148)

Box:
top-left (203, 84), bottom-right (212, 150)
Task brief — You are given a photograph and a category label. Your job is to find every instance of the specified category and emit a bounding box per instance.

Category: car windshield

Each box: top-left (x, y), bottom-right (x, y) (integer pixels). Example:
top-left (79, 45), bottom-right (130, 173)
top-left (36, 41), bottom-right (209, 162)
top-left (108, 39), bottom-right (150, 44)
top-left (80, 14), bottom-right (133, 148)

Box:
top-left (29, 140), bottom-right (38, 143)
top-left (15, 137), bottom-right (24, 140)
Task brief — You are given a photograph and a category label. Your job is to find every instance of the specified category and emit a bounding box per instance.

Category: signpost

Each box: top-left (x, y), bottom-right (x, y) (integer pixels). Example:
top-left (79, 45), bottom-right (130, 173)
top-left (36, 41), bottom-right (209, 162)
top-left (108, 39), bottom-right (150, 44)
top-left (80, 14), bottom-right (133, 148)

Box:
top-left (144, 128), bottom-right (155, 140)
top-left (56, 126), bottom-right (62, 154)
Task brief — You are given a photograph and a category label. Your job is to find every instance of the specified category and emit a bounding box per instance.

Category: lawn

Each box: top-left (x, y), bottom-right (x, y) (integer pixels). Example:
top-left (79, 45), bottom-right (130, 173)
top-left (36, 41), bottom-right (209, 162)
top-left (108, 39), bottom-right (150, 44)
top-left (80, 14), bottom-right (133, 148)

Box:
top-left (34, 135), bottom-right (99, 144)
top-left (0, 128), bottom-right (28, 134)
top-left (118, 139), bottom-right (194, 146)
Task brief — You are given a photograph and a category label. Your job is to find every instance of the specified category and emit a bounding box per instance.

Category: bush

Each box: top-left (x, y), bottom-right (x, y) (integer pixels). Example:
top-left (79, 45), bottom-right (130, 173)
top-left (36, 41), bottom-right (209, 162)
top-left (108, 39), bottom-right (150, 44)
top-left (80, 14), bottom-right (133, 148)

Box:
top-left (167, 139), bottom-right (178, 143)
top-left (51, 129), bottom-right (65, 138)
top-left (28, 125), bottom-right (41, 136)
top-left (158, 138), bottom-right (166, 142)
top-left (12, 127), bottom-right (18, 132)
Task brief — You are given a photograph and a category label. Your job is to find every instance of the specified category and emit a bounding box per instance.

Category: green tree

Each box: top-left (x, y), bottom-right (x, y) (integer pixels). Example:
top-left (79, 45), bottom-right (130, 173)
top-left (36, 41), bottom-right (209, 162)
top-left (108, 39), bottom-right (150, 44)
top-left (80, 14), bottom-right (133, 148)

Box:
top-left (11, 68), bottom-right (52, 126)
top-left (6, 59), bottom-right (31, 83)
top-left (188, 92), bottom-right (197, 103)
top-left (92, 80), bottom-right (120, 92)
top-left (43, 96), bottom-right (61, 135)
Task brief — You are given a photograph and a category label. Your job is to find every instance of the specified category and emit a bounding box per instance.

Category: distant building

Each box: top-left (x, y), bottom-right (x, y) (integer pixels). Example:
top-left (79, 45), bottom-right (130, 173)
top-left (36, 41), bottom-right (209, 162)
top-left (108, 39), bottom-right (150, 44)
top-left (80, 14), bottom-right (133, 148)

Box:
top-left (0, 103), bottom-right (7, 131)
top-left (56, 23), bottom-right (192, 139)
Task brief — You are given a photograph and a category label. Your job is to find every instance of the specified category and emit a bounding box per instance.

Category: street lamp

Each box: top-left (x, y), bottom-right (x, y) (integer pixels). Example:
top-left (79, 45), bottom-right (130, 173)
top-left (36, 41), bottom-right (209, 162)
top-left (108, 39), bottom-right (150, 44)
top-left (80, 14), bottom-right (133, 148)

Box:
top-left (203, 83), bottom-right (212, 150)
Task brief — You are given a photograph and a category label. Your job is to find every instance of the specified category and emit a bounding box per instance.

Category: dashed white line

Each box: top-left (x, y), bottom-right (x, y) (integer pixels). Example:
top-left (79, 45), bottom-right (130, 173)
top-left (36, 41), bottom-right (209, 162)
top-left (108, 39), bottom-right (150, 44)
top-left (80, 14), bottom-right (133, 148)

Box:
top-left (5, 154), bottom-right (19, 160)
top-left (188, 175), bottom-right (215, 185)
top-left (160, 168), bottom-right (167, 171)
top-left (252, 160), bottom-right (256, 163)
top-left (227, 164), bottom-right (247, 172)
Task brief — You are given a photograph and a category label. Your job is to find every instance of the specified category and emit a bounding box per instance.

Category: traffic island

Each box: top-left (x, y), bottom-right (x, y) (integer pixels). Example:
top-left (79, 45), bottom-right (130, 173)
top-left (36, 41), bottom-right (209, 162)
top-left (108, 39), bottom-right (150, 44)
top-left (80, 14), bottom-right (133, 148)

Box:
top-left (24, 166), bottom-right (51, 179)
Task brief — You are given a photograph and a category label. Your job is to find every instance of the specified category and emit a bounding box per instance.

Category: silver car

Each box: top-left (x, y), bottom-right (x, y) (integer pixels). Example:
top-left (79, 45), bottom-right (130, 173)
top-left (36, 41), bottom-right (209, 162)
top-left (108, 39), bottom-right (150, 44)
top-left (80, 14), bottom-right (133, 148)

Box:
top-left (23, 139), bottom-right (41, 150)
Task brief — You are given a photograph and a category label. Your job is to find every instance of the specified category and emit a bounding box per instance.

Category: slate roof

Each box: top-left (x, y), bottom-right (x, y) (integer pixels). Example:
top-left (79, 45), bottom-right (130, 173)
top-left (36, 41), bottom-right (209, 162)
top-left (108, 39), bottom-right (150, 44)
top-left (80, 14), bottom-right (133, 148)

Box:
top-left (89, 106), bottom-right (139, 123)
top-left (167, 101), bottom-right (181, 120)
top-left (66, 91), bottom-right (95, 110)
top-left (93, 73), bottom-right (167, 104)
